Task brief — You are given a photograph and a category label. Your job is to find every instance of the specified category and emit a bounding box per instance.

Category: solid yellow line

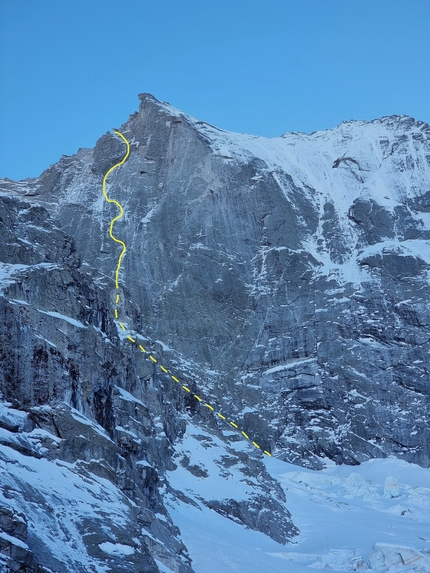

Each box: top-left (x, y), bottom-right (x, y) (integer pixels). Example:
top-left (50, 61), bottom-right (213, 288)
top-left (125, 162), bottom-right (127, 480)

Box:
top-left (101, 134), bottom-right (270, 459)
top-left (101, 130), bottom-right (130, 290)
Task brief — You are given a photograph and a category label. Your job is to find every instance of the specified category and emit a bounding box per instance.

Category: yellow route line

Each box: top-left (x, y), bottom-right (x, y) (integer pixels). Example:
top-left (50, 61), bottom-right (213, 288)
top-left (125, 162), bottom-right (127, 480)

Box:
top-left (103, 130), bottom-right (272, 457)
top-left (102, 130), bottom-right (130, 290)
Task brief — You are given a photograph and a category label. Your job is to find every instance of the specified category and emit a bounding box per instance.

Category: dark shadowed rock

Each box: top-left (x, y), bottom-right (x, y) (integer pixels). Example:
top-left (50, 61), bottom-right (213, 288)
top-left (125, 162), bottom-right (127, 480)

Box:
top-left (1, 95), bottom-right (430, 568)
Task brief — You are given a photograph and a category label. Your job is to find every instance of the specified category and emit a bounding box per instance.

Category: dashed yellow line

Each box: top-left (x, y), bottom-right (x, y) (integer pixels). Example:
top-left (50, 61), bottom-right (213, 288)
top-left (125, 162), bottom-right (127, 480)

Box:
top-left (103, 130), bottom-right (272, 457)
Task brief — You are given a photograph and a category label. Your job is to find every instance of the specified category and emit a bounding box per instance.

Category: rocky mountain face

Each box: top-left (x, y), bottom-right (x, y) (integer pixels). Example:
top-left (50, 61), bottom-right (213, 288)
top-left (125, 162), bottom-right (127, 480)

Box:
top-left (0, 94), bottom-right (429, 571)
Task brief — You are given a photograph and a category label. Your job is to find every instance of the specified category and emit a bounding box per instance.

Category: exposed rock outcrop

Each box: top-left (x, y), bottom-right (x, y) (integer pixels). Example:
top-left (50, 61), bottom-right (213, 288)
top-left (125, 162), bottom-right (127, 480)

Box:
top-left (1, 94), bottom-right (430, 569)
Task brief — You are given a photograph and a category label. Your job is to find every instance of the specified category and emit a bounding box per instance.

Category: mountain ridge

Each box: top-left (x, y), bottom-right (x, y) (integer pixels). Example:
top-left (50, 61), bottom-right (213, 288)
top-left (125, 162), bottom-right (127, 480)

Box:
top-left (0, 94), bottom-right (429, 571)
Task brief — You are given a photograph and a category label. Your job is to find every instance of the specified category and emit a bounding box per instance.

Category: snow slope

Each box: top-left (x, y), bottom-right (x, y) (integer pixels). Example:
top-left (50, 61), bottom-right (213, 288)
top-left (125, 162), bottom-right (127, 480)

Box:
top-left (167, 423), bottom-right (430, 573)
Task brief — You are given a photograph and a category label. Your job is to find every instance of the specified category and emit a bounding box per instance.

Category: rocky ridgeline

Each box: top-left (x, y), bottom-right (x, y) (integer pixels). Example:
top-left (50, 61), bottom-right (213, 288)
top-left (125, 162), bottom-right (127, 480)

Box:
top-left (0, 94), bottom-right (429, 570)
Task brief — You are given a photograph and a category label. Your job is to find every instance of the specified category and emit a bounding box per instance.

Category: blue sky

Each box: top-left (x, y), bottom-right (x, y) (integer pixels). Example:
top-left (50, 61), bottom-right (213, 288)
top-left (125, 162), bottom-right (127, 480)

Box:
top-left (1, 0), bottom-right (429, 180)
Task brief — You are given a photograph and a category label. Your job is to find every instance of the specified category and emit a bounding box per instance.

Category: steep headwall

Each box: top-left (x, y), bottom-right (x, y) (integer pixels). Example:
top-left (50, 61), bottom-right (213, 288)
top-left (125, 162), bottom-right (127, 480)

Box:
top-left (1, 94), bottom-right (430, 569)
top-left (20, 94), bottom-right (430, 468)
